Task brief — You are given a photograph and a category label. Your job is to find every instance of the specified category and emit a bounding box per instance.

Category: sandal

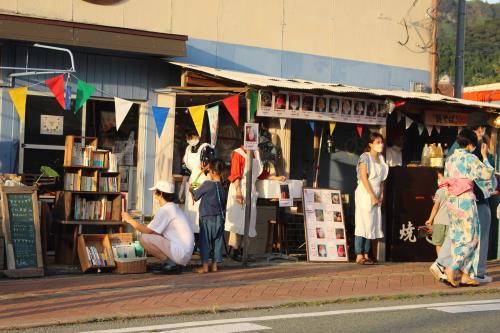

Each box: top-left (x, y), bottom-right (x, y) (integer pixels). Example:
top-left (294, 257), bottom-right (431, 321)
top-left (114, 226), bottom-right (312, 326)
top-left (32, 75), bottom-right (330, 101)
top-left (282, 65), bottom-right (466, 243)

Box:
top-left (356, 258), bottom-right (373, 265)
top-left (444, 269), bottom-right (459, 288)
top-left (460, 275), bottom-right (480, 287)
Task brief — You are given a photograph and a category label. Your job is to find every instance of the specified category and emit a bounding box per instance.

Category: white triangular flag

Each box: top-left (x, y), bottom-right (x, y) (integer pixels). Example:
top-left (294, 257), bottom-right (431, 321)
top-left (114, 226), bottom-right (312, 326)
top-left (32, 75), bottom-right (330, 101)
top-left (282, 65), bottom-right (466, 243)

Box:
top-left (418, 123), bottom-right (424, 135)
top-left (279, 118), bottom-right (287, 130)
top-left (397, 112), bottom-right (403, 123)
top-left (426, 125), bottom-right (433, 136)
top-left (436, 126), bottom-right (441, 134)
top-left (114, 97), bottom-right (134, 131)
top-left (405, 117), bottom-right (413, 130)
top-left (206, 105), bottom-right (219, 147)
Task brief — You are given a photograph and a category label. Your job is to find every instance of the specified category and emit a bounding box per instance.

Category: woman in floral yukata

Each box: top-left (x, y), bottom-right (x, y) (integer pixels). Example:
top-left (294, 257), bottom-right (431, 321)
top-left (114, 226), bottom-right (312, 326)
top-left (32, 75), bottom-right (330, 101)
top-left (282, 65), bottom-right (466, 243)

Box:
top-left (443, 129), bottom-right (496, 287)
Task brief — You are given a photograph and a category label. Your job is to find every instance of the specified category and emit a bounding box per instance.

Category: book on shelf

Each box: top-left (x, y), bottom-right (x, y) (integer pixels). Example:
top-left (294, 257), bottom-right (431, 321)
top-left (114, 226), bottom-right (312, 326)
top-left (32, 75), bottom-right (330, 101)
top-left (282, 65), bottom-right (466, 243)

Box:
top-left (64, 173), bottom-right (80, 191)
top-left (83, 145), bottom-right (96, 167)
top-left (99, 176), bottom-right (119, 192)
top-left (80, 176), bottom-right (97, 191)
top-left (92, 149), bottom-right (108, 167)
top-left (74, 196), bottom-right (113, 221)
top-left (72, 142), bottom-right (83, 166)
top-left (85, 245), bottom-right (115, 266)
top-left (108, 153), bottom-right (118, 172)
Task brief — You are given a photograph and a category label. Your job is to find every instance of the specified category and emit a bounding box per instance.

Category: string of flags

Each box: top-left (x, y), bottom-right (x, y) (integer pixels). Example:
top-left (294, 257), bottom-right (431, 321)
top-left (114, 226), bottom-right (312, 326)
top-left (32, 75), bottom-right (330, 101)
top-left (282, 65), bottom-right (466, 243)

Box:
top-left (399, 111), bottom-right (443, 136)
top-left (6, 73), bottom-right (242, 144)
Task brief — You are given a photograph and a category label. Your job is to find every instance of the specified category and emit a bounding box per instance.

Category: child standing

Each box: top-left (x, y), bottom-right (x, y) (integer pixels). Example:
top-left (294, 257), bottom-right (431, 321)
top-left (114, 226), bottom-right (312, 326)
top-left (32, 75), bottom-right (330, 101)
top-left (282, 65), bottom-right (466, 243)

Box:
top-left (190, 159), bottom-right (227, 273)
top-left (425, 169), bottom-right (450, 255)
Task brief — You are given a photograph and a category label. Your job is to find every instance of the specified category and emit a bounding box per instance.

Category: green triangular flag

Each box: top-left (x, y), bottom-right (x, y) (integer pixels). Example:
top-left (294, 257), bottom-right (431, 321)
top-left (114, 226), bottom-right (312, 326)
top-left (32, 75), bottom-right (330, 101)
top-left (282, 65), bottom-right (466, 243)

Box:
top-left (74, 80), bottom-right (95, 113)
top-left (250, 91), bottom-right (258, 121)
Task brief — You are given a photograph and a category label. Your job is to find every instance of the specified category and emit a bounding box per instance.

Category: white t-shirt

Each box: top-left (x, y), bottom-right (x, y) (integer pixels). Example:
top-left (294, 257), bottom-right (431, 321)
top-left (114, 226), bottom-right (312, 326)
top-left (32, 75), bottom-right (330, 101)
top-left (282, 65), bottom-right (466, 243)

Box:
top-left (148, 202), bottom-right (194, 258)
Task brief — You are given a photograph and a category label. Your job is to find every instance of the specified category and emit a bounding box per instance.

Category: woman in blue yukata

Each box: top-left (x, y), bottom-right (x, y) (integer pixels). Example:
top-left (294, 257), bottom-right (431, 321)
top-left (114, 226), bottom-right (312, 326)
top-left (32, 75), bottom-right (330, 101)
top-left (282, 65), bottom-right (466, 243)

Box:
top-left (442, 129), bottom-right (496, 287)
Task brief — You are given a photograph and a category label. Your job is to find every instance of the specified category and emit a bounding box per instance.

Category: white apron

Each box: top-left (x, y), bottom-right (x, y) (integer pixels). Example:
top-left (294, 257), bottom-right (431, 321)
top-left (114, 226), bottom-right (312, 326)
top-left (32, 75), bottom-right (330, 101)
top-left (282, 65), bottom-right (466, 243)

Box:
top-left (355, 153), bottom-right (388, 239)
top-left (225, 148), bottom-right (263, 237)
top-left (184, 143), bottom-right (210, 233)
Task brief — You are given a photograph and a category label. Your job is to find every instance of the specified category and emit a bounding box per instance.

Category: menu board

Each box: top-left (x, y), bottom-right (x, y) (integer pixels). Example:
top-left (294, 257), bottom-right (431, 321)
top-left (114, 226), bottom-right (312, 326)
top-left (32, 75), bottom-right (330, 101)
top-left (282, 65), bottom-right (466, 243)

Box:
top-left (303, 188), bottom-right (348, 262)
top-left (257, 90), bottom-right (386, 125)
top-left (0, 186), bottom-right (44, 277)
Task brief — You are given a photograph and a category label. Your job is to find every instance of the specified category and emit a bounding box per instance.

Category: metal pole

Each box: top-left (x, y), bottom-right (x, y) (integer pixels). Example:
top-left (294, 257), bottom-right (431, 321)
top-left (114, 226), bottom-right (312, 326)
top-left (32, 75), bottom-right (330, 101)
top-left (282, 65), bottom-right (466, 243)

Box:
top-left (242, 93), bottom-right (253, 267)
top-left (313, 124), bottom-right (325, 187)
top-left (454, 0), bottom-right (466, 98)
top-left (430, 0), bottom-right (438, 93)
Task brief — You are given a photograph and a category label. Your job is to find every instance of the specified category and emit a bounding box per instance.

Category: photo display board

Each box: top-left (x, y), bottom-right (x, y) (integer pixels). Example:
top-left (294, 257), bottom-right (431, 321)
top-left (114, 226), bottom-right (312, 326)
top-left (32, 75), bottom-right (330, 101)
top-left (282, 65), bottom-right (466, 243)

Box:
top-left (303, 187), bottom-right (348, 262)
top-left (257, 90), bottom-right (386, 125)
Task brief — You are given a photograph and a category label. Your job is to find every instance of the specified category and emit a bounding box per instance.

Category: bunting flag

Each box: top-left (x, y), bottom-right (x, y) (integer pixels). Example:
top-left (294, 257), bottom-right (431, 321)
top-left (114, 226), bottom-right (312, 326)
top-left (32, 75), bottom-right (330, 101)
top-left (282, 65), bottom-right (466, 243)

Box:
top-left (65, 85), bottom-right (72, 110)
top-left (405, 117), bottom-right (414, 129)
top-left (356, 125), bottom-right (363, 137)
top-left (8, 87), bottom-right (28, 121)
top-left (250, 91), bottom-right (258, 121)
top-left (46, 74), bottom-right (65, 109)
top-left (152, 106), bottom-right (170, 137)
top-left (418, 123), bottom-right (424, 135)
top-left (397, 112), bottom-right (403, 124)
top-left (223, 95), bottom-right (239, 125)
top-left (114, 97), bottom-right (134, 131)
top-left (309, 121), bottom-right (315, 132)
top-left (188, 105), bottom-right (206, 136)
top-left (280, 118), bottom-right (287, 130)
top-left (329, 122), bottom-right (336, 135)
top-left (394, 101), bottom-right (406, 108)
top-left (74, 80), bottom-right (95, 113)
top-left (436, 126), bottom-right (441, 134)
top-left (206, 105), bottom-right (219, 147)
top-left (426, 125), bottom-right (433, 136)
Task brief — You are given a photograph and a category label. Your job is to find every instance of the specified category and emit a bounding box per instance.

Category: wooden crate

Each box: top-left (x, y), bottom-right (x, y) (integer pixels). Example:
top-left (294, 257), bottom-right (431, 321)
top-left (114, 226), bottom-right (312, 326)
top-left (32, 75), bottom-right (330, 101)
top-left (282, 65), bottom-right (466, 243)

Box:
top-left (77, 234), bottom-right (116, 272)
top-left (108, 233), bottom-right (146, 274)
top-left (64, 136), bottom-right (98, 167)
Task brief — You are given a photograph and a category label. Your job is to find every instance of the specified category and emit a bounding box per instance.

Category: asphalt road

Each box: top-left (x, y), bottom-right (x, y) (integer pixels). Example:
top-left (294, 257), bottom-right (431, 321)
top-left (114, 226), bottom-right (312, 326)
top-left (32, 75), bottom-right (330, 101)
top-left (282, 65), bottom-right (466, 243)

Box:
top-left (6, 292), bottom-right (500, 333)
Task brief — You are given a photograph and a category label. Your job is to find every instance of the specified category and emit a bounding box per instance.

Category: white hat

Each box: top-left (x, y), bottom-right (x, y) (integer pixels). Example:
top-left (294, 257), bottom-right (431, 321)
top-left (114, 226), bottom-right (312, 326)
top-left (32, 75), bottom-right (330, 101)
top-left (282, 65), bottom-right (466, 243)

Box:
top-left (149, 180), bottom-right (175, 194)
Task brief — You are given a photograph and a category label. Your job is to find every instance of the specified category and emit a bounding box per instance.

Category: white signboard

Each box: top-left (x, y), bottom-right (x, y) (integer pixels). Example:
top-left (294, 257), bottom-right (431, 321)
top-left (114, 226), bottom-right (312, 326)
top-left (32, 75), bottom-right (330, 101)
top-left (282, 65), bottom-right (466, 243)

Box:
top-left (257, 90), bottom-right (386, 125)
top-left (243, 122), bottom-right (259, 151)
top-left (40, 115), bottom-right (63, 135)
top-left (303, 187), bottom-right (348, 262)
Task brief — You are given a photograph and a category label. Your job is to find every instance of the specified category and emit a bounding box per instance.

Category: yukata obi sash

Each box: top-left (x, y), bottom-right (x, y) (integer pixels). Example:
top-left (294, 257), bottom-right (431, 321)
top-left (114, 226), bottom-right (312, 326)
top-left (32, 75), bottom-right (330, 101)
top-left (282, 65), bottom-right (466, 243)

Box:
top-left (440, 178), bottom-right (474, 197)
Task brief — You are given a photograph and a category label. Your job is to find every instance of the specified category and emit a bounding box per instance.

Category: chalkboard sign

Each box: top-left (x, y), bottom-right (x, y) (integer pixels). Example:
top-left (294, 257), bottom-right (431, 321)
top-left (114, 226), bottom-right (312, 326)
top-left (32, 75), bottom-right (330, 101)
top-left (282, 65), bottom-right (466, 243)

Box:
top-left (1, 186), bottom-right (44, 277)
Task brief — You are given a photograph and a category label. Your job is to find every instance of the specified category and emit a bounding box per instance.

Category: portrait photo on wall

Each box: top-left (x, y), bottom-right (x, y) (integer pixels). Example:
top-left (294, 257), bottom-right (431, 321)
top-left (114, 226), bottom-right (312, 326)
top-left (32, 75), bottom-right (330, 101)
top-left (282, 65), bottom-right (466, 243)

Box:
top-left (302, 96), bottom-right (314, 111)
top-left (337, 244), bottom-right (346, 257)
top-left (318, 244), bottom-right (327, 257)
top-left (377, 103), bottom-right (387, 118)
top-left (315, 97), bottom-right (327, 113)
top-left (280, 184), bottom-right (290, 199)
top-left (329, 97), bottom-right (340, 113)
top-left (353, 100), bottom-right (366, 116)
top-left (316, 227), bottom-right (326, 239)
top-left (260, 91), bottom-right (273, 108)
top-left (289, 94), bottom-right (301, 111)
top-left (341, 99), bottom-right (352, 115)
top-left (335, 228), bottom-right (345, 240)
top-left (274, 93), bottom-right (287, 110)
top-left (366, 102), bottom-right (377, 117)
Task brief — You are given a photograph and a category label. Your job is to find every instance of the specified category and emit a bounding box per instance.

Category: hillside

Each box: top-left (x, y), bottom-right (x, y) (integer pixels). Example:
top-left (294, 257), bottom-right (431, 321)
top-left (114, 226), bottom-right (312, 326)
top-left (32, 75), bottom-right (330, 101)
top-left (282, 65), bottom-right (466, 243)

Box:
top-left (437, 0), bottom-right (500, 86)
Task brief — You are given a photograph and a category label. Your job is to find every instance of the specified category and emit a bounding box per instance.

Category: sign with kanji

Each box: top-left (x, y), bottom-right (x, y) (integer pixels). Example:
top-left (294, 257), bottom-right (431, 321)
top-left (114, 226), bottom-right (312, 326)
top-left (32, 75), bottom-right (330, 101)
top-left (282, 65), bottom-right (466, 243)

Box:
top-left (424, 111), bottom-right (468, 127)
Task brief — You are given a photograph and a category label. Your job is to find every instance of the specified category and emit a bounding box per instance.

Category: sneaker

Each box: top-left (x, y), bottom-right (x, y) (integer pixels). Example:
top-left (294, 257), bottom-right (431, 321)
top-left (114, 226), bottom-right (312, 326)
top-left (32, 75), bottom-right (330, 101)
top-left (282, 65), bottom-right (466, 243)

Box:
top-left (430, 262), bottom-right (447, 281)
top-left (471, 274), bottom-right (493, 283)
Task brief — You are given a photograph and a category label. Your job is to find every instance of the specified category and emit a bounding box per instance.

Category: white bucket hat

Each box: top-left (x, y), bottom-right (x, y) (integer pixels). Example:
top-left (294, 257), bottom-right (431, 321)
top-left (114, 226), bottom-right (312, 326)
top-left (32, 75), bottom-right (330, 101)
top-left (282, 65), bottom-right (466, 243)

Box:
top-left (149, 180), bottom-right (175, 194)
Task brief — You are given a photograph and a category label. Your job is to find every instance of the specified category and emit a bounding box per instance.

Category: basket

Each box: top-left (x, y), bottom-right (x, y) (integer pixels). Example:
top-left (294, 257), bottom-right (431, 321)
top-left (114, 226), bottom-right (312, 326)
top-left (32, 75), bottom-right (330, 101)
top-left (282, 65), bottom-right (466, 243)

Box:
top-left (109, 233), bottom-right (147, 274)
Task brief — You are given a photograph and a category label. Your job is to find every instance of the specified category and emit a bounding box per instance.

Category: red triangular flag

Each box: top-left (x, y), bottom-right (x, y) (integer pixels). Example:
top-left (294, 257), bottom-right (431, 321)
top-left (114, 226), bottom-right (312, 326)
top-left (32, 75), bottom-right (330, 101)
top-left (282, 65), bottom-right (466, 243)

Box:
top-left (356, 125), bottom-right (363, 137)
top-left (46, 74), bottom-right (65, 109)
top-left (223, 95), bottom-right (239, 125)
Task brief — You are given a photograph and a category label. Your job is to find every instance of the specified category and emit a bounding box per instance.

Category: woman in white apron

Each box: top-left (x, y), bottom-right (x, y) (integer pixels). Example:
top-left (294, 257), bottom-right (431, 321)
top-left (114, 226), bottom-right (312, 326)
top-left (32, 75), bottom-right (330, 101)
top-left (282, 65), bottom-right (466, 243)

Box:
top-left (225, 147), bottom-right (263, 255)
top-left (182, 136), bottom-right (210, 233)
top-left (355, 132), bottom-right (388, 265)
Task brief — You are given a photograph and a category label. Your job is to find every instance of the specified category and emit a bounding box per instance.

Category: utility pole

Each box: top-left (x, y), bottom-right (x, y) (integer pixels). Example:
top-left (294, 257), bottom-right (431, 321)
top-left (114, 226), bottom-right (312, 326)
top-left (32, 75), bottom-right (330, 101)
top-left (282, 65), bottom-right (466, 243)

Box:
top-left (242, 93), bottom-right (253, 267)
top-left (454, 0), bottom-right (466, 98)
top-left (430, 0), bottom-right (438, 93)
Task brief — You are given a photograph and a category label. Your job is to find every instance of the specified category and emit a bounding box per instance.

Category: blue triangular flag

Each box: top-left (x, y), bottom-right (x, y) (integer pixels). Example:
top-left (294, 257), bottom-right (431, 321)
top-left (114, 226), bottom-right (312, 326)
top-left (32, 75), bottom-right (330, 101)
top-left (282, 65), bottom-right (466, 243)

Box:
top-left (309, 121), bottom-right (314, 132)
top-left (65, 85), bottom-right (72, 110)
top-left (152, 106), bottom-right (170, 137)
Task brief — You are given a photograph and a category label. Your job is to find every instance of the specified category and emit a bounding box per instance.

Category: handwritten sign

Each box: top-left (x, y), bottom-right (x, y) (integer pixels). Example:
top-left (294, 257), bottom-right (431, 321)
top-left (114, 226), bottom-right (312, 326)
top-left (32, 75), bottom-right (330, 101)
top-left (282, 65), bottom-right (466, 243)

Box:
top-left (1, 186), bottom-right (44, 277)
top-left (424, 111), bottom-right (468, 127)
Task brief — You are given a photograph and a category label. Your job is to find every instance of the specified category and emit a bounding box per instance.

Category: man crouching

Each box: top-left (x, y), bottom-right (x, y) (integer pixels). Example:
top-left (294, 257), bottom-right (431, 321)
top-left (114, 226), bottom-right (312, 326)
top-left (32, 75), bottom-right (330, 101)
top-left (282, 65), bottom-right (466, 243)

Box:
top-left (122, 180), bottom-right (194, 274)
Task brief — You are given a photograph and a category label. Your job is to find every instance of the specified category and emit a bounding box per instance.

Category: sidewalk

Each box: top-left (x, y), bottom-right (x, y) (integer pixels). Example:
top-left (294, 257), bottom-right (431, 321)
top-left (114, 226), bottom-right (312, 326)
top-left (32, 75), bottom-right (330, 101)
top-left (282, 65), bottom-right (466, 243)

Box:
top-left (1, 260), bottom-right (499, 330)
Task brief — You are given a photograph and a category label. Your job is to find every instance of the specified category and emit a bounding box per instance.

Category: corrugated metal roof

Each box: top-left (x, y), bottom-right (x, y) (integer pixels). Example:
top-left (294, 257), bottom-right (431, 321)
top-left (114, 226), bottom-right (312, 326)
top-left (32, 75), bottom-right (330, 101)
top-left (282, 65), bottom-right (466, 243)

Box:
top-left (169, 61), bottom-right (500, 111)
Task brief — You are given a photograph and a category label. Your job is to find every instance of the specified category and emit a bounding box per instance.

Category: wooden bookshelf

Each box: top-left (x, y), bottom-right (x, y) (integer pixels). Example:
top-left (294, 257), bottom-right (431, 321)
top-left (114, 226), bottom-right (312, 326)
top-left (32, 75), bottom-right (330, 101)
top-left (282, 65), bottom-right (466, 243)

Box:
top-left (77, 234), bottom-right (116, 272)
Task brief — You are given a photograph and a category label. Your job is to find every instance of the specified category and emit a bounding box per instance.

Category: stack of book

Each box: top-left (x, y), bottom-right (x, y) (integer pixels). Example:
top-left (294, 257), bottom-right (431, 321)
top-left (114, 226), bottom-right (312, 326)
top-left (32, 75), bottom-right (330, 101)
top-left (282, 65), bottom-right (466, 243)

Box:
top-left (80, 176), bottom-right (97, 191)
top-left (85, 245), bottom-right (115, 266)
top-left (92, 150), bottom-right (107, 167)
top-left (83, 146), bottom-right (95, 167)
top-left (64, 173), bottom-right (79, 191)
top-left (99, 176), bottom-right (119, 192)
top-left (74, 196), bottom-right (113, 220)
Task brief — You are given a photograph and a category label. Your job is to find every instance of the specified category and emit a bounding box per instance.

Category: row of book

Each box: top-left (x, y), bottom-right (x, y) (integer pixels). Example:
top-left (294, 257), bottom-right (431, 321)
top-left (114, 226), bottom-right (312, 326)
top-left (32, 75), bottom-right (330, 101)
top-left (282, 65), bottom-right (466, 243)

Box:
top-left (85, 245), bottom-right (115, 267)
top-left (71, 143), bottom-right (108, 168)
top-left (80, 176), bottom-right (97, 192)
top-left (74, 196), bottom-right (113, 221)
top-left (98, 176), bottom-right (119, 192)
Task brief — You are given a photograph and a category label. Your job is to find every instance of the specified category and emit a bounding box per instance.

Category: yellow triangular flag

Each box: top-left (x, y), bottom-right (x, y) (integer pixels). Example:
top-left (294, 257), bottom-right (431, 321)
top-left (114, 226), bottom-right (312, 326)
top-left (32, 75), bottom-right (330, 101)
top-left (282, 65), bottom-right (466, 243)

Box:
top-left (8, 87), bottom-right (28, 121)
top-left (329, 122), bottom-right (336, 135)
top-left (188, 105), bottom-right (206, 136)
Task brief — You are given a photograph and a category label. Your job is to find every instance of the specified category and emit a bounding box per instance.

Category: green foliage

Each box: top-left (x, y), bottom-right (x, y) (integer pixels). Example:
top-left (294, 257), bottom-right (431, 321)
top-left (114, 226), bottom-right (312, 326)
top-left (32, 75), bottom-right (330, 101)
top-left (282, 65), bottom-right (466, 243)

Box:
top-left (437, 0), bottom-right (500, 86)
